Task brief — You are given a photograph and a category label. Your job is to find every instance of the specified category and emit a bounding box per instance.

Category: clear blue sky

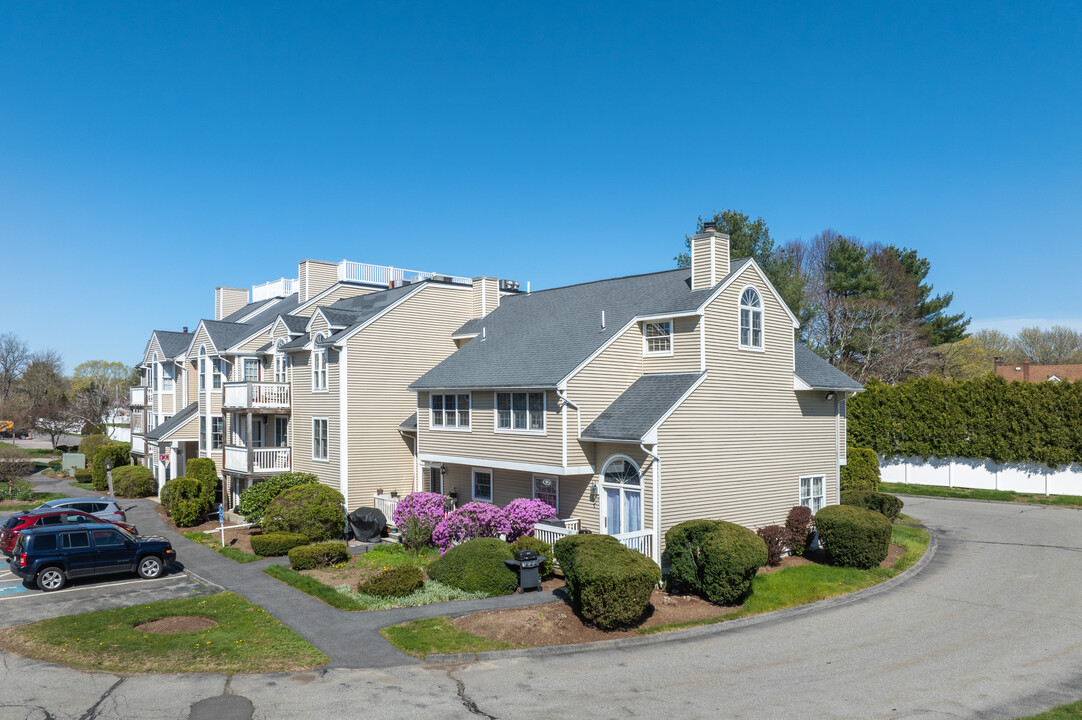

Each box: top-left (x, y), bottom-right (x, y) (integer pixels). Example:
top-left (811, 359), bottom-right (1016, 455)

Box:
top-left (2, 1), bottom-right (1080, 372)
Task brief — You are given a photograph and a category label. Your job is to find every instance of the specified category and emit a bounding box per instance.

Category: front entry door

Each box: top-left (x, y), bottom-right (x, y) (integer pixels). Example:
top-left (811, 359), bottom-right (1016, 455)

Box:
top-left (428, 466), bottom-right (442, 494)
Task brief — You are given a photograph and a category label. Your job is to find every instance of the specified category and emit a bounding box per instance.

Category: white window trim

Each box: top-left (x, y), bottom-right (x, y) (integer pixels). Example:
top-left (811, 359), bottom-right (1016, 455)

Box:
top-left (599, 454), bottom-right (644, 535)
top-left (210, 415), bottom-right (224, 451)
top-left (241, 356), bottom-right (261, 383)
top-left (429, 392), bottom-right (472, 432)
top-left (471, 467), bottom-right (494, 503)
top-left (312, 417), bottom-right (329, 462)
top-left (642, 319), bottom-right (674, 357)
top-left (312, 348), bottom-right (328, 392)
top-left (198, 345), bottom-right (207, 391)
top-left (493, 391), bottom-right (547, 435)
top-left (799, 474), bottom-right (826, 514)
top-left (738, 285), bottom-right (766, 352)
top-left (532, 474), bottom-right (559, 513)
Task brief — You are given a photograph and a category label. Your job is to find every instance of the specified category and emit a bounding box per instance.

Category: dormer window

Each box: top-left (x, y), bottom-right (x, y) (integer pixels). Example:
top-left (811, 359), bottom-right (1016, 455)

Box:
top-left (643, 320), bottom-right (673, 356)
top-left (739, 287), bottom-right (763, 349)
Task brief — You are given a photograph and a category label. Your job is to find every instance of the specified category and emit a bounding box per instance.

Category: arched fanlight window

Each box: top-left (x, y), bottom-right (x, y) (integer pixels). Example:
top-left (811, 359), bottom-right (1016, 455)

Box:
top-left (600, 455), bottom-right (642, 535)
top-left (739, 287), bottom-right (763, 348)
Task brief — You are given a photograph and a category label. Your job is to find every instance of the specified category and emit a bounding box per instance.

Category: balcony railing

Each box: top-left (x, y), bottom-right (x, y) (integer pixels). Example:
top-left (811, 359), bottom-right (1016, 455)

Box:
top-left (251, 277), bottom-right (297, 303)
top-left (222, 382), bottom-right (290, 411)
top-left (529, 522), bottom-right (652, 560)
top-left (131, 436), bottom-right (146, 454)
top-left (130, 387), bottom-right (148, 407)
top-left (337, 260), bottom-right (470, 287)
top-left (224, 446), bottom-right (291, 475)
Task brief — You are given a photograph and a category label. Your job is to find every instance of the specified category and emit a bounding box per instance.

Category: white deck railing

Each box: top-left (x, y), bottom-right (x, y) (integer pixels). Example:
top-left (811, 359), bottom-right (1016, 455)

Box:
top-left (338, 260), bottom-right (470, 287)
top-left (251, 278), bottom-right (297, 303)
top-left (614, 529), bottom-right (654, 557)
top-left (374, 494), bottom-right (401, 524)
top-left (130, 387), bottom-right (148, 407)
top-left (222, 382), bottom-right (290, 410)
top-left (224, 446), bottom-right (291, 474)
top-left (529, 519), bottom-right (581, 548)
top-left (131, 436), bottom-right (145, 454)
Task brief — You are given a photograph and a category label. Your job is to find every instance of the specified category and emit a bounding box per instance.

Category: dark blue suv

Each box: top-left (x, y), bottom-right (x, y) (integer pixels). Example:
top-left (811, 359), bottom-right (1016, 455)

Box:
top-left (8, 523), bottom-right (176, 591)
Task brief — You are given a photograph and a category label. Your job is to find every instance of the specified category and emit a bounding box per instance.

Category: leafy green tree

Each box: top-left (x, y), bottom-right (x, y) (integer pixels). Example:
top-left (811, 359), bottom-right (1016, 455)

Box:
top-left (875, 246), bottom-right (969, 345)
top-left (72, 360), bottom-right (135, 401)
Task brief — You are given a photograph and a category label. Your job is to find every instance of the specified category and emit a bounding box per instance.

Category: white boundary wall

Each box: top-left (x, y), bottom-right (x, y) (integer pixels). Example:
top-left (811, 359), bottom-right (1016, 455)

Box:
top-left (881, 456), bottom-right (1082, 496)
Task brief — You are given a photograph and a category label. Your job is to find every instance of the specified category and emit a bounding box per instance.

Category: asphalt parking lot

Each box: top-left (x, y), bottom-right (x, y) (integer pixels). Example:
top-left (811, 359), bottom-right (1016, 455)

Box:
top-left (0, 561), bottom-right (212, 628)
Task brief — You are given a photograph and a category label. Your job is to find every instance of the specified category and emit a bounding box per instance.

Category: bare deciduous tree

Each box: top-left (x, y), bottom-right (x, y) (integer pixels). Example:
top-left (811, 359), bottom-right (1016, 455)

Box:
top-left (1014, 326), bottom-right (1082, 365)
top-left (0, 333), bottom-right (30, 403)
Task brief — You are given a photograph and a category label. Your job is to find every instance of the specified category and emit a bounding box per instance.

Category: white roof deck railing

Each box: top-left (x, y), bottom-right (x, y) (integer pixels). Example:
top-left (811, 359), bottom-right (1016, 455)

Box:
top-left (337, 260), bottom-right (470, 287)
top-left (251, 278), bottom-right (298, 303)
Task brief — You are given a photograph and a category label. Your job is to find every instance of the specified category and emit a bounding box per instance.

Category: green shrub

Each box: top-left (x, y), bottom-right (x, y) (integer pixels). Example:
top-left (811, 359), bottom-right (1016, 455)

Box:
top-left (78, 434), bottom-right (111, 460)
top-left (510, 535), bottom-right (555, 579)
top-left (553, 534), bottom-right (660, 630)
top-left (666, 519), bottom-right (767, 606)
top-left (357, 565), bottom-right (426, 597)
top-left (785, 505), bottom-right (814, 556)
top-left (841, 447), bottom-right (881, 492)
top-left (815, 504), bottom-right (892, 569)
top-left (237, 472), bottom-right (320, 524)
top-left (288, 541), bottom-right (349, 570)
top-left (49, 460), bottom-right (62, 472)
top-left (756, 525), bottom-right (789, 566)
top-left (91, 445), bottom-right (131, 491)
top-left (73, 468), bottom-right (92, 483)
top-left (427, 538), bottom-right (517, 596)
top-left (111, 464), bottom-right (156, 497)
top-left (168, 477), bottom-right (210, 527)
top-left (841, 490), bottom-right (904, 522)
top-left (263, 483), bottom-right (345, 542)
top-left (185, 458), bottom-right (219, 505)
top-left (250, 532), bottom-right (309, 557)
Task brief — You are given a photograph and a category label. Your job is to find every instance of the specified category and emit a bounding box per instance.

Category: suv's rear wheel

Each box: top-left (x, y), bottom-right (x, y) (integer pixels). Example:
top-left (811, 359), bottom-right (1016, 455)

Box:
top-left (137, 556), bottom-right (163, 579)
top-left (36, 566), bottom-right (66, 592)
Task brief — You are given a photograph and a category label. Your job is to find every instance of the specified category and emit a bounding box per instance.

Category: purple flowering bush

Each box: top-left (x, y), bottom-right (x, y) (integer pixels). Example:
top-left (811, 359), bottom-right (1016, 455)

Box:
top-left (392, 492), bottom-right (447, 550)
top-left (503, 498), bottom-right (558, 542)
top-left (432, 502), bottom-right (511, 552)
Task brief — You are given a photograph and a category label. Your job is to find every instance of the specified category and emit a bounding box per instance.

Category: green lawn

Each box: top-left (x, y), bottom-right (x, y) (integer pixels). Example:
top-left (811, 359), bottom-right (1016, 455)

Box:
top-left (1014, 700), bottom-right (1082, 719)
top-left (380, 617), bottom-right (520, 659)
top-left (1, 492), bottom-right (70, 512)
top-left (264, 565), bottom-right (368, 610)
top-left (0, 442), bottom-right (57, 458)
top-left (183, 531), bottom-right (264, 563)
top-left (0, 592), bottom-right (326, 673)
top-left (880, 482), bottom-right (1082, 508)
top-left (71, 482), bottom-right (97, 492)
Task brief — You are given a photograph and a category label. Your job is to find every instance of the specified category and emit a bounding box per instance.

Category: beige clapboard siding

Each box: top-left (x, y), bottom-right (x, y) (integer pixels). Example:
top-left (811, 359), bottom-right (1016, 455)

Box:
top-left (564, 324), bottom-right (644, 467)
top-left (642, 315), bottom-right (701, 374)
top-left (471, 278), bottom-right (499, 319)
top-left (294, 284), bottom-right (377, 318)
top-left (437, 464), bottom-right (593, 525)
top-left (288, 348), bottom-right (340, 490)
top-left (344, 285), bottom-right (473, 510)
top-left (418, 390), bottom-right (563, 467)
top-left (657, 270), bottom-right (838, 550)
top-left (232, 331), bottom-right (272, 355)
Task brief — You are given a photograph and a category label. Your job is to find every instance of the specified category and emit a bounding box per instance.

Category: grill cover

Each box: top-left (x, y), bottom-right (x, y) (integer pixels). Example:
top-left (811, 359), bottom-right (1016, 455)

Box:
top-left (347, 507), bottom-right (386, 543)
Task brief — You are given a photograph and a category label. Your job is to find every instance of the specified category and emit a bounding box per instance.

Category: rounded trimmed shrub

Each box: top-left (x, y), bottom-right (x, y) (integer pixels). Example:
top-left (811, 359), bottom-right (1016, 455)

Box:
top-left (553, 534), bottom-right (660, 630)
top-left (250, 532), bottom-right (309, 557)
top-left (288, 541), bottom-right (349, 570)
top-left (263, 483), bottom-right (346, 542)
top-left (73, 468), bottom-right (92, 484)
top-left (841, 490), bottom-right (904, 522)
top-left (168, 477), bottom-right (208, 527)
top-left (785, 505), bottom-right (814, 556)
top-left (510, 535), bottom-right (555, 580)
top-left (841, 447), bottom-right (881, 492)
top-left (666, 520), bottom-right (767, 605)
top-left (815, 504), bottom-right (892, 569)
top-left (236, 472), bottom-right (320, 524)
top-left (357, 565), bottom-right (426, 598)
top-left (78, 434), bottom-right (111, 460)
top-left (185, 458), bottom-right (219, 505)
top-left (111, 465), bottom-right (156, 497)
top-left (91, 444), bottom-right (131, 491)
top-left (427, 538), bottom-right (517, 596)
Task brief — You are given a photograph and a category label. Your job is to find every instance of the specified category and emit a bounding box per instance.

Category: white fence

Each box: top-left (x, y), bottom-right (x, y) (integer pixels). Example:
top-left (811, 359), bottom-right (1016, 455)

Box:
top-left (374, 494), bottom-right (400, 524)
top-left (338, 260), bottom-right (470, 287)
top-left (881, 456), bottom-right (1082, 496)
top-left (530, 521), bottom-right (654, 560)
top-left (251, 278), bottom-right (297, 302)
top-left (529, 519), bottom-right (582, 548)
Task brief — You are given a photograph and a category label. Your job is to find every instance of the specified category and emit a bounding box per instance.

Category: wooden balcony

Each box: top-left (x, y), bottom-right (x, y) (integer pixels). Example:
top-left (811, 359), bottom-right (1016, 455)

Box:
top-left (222, 382), bottom-right (290, 412)
top-left (130, 387), bottom-right (148, 407)
top-left (223, 446), bottom-right (291, 476)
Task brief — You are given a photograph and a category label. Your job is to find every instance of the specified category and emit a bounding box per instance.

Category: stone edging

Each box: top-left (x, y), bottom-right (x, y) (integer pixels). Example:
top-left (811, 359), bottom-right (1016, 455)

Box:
top-left (426, 524), bottom-right (939, 663)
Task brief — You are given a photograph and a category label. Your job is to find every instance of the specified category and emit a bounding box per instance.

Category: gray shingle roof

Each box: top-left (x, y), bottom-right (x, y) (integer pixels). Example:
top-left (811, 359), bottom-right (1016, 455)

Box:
top-left (581, 372), bottom-right (704, 442)
top-left (145, 402), bottom-right (199, 442)
top-left (201, 320), bottom-right (259, 352)
top-left (221, 298), bottom-right (274, 323)
top-left (794, 344), bottom-right (863, 391)
top-left (322, 284), bottom-right (423, 343)
top-left (399, 412), bottom-right (418, 431)
top-left (279, 315), bottom-right (309, 334)
top-left (410, 265), bottom-right (749, 391)
top-left (238, 295), bottom-right (300, 333)
top-left (280, 333), bottom-right (311, 351)
top-left (319, 307), bottom-right (364, 328)
top-left (154, 331), bottom-right (193, 359)
top-left (452, 318), bottom-right (483, 338)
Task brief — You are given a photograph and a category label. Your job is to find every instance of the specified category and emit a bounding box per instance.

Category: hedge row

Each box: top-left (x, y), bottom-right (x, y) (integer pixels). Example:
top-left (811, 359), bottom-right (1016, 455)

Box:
top-left (848, 375), bottom-right (1082, 466)
top-left (250, 532), bottom-right (309, 557)
top-left (288, 541), bottom-right (349, 570)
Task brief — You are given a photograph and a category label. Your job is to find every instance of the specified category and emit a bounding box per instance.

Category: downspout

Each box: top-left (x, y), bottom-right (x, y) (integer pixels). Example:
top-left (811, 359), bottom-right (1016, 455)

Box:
top-left (835, 391), bottom-right (853, 506)
top-left (640, 442), bottom-right (661, 566)
top-left (556, 388), bottom-right (581, 472)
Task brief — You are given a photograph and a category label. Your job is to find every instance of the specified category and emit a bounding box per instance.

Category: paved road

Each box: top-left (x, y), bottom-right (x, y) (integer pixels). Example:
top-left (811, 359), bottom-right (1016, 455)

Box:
top-left (2, 496), bottom-right (1081, 719)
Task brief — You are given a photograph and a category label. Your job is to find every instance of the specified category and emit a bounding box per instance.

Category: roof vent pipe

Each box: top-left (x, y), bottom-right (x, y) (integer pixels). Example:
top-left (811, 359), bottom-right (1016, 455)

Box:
top-left (183, 326), bottom-right (188, 334)
top-left (482, 327), bottom-right (486, 341)
top-left (601, 311), bottom-right (606, 330)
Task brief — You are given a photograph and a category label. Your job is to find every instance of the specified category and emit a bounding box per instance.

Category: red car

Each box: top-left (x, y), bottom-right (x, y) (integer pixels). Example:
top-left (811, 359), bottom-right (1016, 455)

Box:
top-left (0, 509), bottom-right (138, 556)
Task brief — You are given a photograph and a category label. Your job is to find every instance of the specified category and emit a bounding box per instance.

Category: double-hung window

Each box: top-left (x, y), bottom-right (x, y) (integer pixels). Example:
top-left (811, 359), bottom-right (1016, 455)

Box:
top-left (152, 353), bottom-right (159, 391)
top-left (199, 417), bottom-right (207, 450)
top-left (799, 475), bottom-right (825, 514)
top-left (274, 354), bottom-right (288, 383)
top-left (312, 349), bottom-right (328, 391)
top-left (198, 346), bottom-right (206, 391)
top-left (431, 393), bottom-right (470, 429)
top-left (643, 320), bottom-right (673, 355)
top-left (212, 359), bottom-right (225, 389)
top-left (211, 416), bottom-right (223, 450)
top-left (740, 288), bottom-right (763, 349)
top-left (313, 418), bottom-right (328, 460)
top-left (495, 392), bottom-right (545, 432)
top-left (243, 358), bottom-right (260, 382)
top-left (162, 363), bottom-right (174, 392)
top-left (472, 468), bottom-right (493, 503)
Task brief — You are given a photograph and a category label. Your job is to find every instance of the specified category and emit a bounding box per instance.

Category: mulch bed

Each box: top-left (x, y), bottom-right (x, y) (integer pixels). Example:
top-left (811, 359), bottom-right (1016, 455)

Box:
top-left (135, 616), bottom-right (218, 634)
top-left (155, 505), bottom-right (263, 555)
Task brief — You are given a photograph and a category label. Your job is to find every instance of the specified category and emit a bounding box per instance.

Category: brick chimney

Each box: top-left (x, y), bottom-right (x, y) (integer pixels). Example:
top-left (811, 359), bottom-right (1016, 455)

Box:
top-left (471, 277), bottom-right (499, 318)
top-left (297, 260), bottom-right (339, 302)
top-left (689, 222), bottom-right (731, 290)
top-left (215, 287), bottom-right (249, 321)
top-left (1023, 360), bottom-right (1031, 382)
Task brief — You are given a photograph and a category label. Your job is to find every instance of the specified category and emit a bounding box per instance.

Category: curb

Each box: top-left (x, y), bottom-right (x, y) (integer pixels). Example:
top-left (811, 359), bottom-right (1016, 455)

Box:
top-left (426, 524), bottom-right (939, 664)
top-left (183, 568), bottom-right (227, 593)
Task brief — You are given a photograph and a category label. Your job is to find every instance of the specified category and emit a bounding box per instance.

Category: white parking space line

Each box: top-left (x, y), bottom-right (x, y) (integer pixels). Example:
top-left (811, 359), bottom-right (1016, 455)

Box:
top-left (0, 574), bottom-right (190, 601)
